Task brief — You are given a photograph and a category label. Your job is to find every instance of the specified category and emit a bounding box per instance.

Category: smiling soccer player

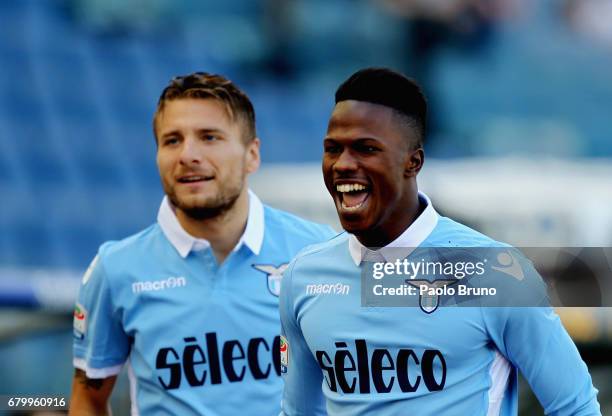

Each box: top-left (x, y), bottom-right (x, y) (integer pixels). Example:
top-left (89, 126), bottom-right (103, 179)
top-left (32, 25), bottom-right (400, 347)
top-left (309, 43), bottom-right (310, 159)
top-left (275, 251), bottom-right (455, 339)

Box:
top-left (279, 68), bottom-right (601, 415)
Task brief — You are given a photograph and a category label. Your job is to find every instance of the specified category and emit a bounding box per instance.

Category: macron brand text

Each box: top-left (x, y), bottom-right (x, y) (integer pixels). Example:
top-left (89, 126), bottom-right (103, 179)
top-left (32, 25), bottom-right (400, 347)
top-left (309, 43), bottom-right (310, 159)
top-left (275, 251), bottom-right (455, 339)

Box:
top-left (132, 276), bottom-right (187, 293)
top-left (306, 283), bottom-right (350, 296)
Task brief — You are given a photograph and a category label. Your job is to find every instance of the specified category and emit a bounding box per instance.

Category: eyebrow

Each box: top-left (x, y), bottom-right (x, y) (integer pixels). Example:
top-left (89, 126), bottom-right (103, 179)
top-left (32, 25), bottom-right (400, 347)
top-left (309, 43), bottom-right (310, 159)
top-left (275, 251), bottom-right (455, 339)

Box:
top-left (324, 137), bottom-right (381, 143)
top-left (160, 127), bottom-right (225, 138)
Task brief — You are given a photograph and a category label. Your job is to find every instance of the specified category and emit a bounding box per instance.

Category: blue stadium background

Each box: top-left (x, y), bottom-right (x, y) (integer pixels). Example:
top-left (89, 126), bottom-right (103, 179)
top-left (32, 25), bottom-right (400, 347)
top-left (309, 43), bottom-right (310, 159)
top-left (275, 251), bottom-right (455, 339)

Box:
top-left (1, 0), bottom-right (611, 414)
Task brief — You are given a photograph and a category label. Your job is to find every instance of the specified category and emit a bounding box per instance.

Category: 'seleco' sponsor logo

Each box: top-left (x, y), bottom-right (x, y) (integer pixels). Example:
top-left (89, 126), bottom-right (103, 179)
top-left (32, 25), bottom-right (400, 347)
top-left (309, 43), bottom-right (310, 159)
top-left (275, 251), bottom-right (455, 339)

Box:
top-left (316, 339), bottom-right (446, 394)
top-left (155, 333), bottom-right (281, 389)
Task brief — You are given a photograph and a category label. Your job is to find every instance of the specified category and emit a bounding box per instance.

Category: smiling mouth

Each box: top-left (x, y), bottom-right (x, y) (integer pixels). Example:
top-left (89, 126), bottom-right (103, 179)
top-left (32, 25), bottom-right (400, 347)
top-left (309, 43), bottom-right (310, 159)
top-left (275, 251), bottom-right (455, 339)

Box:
top-left (336, 183), bottom-right (370, 212)
top-left (177, 175), bottom-right (214, 184)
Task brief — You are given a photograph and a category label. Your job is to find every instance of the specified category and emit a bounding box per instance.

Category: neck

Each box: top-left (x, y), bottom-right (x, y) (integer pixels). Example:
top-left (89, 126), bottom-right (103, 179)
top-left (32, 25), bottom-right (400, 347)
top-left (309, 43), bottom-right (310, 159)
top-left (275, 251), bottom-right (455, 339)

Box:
top-left (357, 190), bottom-right (423, 248)
top-left (176, 189), bottom-right (250, 263)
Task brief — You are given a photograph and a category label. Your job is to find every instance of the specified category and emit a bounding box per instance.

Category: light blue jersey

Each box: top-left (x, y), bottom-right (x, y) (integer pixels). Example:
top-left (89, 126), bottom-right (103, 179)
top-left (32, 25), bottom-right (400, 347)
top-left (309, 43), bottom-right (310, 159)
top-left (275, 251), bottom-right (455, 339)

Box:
top-left (73, 191), bottom-right (335, 415)
top-left (280, 193), bottom-right (600, 416)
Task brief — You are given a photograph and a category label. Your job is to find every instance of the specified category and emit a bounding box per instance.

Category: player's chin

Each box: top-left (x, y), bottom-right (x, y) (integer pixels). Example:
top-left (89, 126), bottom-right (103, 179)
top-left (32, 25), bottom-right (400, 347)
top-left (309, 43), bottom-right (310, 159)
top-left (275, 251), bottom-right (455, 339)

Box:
top-left (336, 202), bottom-right (374, 235)
top-left (339, 218), bottom-right (368, 234)
top-left (174, 193), bottom-right (215, 210)
top-left (175, 182), bottom-right (215, 197)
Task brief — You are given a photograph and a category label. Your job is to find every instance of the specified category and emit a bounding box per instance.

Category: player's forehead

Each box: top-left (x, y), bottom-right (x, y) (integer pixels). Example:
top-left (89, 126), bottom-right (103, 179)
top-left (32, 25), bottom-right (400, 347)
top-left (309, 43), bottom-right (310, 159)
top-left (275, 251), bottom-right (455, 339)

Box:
top-left (326, 100), bottom-right (405, 142)
top-left (159, 98), bottom-right (232, 124)
top-left (156, 98), bottom-right (236, 135)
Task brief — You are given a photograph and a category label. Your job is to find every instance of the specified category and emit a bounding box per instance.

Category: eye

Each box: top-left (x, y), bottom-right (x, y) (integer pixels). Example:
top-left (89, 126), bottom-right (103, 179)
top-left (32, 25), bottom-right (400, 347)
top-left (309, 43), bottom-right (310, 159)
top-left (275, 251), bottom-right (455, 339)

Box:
top-left (162, 136), bottom-right (180, 146)
top-left (355, 143), bottom-right (380, 153)
top-left (202, 134), bottom-right (218, 142)
top-left (324, 143), bottom-right (341, 154)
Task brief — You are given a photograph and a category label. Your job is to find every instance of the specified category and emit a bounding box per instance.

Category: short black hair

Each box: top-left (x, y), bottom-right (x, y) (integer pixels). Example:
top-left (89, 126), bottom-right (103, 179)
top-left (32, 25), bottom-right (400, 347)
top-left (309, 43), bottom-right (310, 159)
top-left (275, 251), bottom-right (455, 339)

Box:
top-left (335, 67), bottom-right (427, 146)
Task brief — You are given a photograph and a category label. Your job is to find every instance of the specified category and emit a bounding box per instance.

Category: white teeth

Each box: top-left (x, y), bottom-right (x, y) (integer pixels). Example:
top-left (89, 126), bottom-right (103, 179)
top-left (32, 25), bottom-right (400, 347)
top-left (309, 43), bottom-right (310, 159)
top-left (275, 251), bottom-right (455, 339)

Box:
top-left (336, 183), bottom-right (367, 193)
top-left (182, 176), bottom-right (205, 182)
top-left (341, 200), bottom-right (366, 211)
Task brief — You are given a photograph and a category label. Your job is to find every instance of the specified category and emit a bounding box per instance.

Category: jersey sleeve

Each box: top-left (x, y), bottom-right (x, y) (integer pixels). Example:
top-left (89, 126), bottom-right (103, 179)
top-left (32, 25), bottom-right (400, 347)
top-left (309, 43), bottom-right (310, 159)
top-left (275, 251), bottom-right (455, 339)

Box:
top-left (483, 258), bottom-right (601, 415)
top-left (73, 249), bottom-right (130, 378)
top-left (279, 258), bottom-right (326, 416)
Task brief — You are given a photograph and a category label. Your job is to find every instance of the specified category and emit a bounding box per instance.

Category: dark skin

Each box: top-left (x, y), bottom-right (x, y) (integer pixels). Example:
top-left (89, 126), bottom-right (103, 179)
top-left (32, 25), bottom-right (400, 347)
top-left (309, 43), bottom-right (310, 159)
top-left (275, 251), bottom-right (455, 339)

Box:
top-left (323, 100), bottom-right (424, 248)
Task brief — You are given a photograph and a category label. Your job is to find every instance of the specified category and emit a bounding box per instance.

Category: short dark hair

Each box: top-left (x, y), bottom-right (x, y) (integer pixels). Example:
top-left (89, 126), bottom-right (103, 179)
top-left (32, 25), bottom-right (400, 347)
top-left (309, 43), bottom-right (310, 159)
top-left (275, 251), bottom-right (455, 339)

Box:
top-left (335, 67), bottom-right (427, 146)
top-left (154, 72), bottom-right (256, 142)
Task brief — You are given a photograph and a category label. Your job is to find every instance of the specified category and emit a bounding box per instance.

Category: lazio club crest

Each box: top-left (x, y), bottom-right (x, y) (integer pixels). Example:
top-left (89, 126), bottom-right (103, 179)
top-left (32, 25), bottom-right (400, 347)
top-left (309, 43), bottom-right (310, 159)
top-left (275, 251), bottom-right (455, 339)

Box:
top-left (252, 263), bottom-right (289, 297)
top-left (406, 279), bottom-right (459, 314)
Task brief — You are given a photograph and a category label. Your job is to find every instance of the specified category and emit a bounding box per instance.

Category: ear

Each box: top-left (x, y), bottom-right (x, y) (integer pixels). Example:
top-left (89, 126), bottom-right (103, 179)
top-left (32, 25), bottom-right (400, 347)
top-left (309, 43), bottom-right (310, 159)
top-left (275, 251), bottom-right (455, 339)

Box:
top-left (245, 137), bottom-right (261, 174)
top-left (404, 147), bottom-right (424, 178)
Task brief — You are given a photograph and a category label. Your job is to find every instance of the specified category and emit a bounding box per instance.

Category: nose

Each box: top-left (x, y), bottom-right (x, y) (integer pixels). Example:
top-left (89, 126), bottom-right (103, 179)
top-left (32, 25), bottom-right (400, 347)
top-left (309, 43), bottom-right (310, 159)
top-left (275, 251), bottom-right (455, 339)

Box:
top-left (333, 148), bottom-right (358, 173)
top-left (178, 136), bottom-right (201, 166)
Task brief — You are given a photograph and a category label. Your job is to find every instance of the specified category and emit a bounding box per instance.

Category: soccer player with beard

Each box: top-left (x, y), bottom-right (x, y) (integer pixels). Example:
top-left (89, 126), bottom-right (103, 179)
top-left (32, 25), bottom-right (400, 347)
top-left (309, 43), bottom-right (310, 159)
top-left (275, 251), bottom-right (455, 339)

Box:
top-left (279, 68), bottom-right (601, 415)
top-left (69, 72), bottom-right (334, 415)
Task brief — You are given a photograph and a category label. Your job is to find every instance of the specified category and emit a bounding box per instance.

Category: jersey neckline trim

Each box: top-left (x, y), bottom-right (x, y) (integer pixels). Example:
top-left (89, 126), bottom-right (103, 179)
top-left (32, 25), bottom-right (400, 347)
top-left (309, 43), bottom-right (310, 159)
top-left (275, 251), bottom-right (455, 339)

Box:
top-left (157, 189), bottom-right (264, 258)
top-left (348, 191), bottom-right (439, 265)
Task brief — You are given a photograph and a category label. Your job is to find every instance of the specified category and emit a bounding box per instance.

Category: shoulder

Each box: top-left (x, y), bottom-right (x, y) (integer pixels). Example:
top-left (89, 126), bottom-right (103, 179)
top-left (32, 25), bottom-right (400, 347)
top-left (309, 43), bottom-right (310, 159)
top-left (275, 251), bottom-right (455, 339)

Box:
top-left (281, 234), bottom-right (349, 296)
top-left (428, 216), bottom-right (510, 248)
top-left (432, 216), bottom-right (548, 303)
top-left (97, 223), bottom-right (163, 275)
top-left (289, 232), bottom-right (349, 268)
top-left (263, 205), bottom-right (337, 243)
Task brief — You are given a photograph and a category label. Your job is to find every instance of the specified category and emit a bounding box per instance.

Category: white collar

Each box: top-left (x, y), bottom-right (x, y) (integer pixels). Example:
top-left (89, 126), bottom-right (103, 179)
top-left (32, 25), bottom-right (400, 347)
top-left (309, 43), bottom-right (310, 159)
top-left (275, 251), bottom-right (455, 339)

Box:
top-left (158, 189), bottom-right (265, 258)
top-left (348, 191), bottom-right (439, 265)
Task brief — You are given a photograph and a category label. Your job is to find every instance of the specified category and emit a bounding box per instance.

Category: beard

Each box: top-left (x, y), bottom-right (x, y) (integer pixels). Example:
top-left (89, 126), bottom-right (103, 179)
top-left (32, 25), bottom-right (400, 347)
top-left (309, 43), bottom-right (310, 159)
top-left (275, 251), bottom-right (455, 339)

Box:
top-left (165, 175), bottom-right (244, 220)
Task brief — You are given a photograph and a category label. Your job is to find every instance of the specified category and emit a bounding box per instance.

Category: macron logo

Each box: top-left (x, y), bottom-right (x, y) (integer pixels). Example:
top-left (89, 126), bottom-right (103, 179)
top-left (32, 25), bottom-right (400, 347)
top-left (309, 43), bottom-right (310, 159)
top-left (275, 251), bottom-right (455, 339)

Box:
top-left (306, 282), bottom-right (350, 296)
top-left (132, 276), bottom-right (187, 294)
